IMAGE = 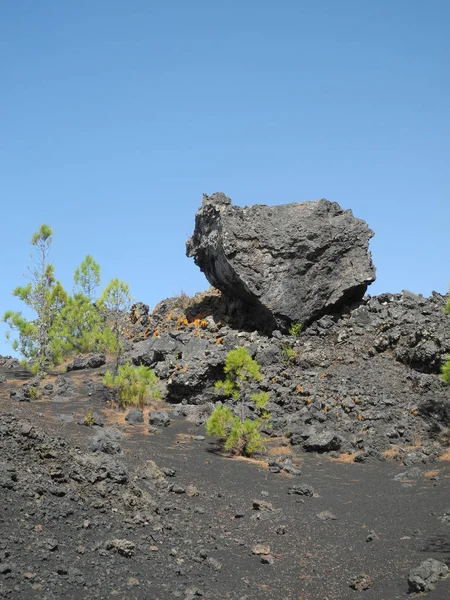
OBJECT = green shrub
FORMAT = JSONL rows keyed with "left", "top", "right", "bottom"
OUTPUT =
{"left": 214, "top": 346, "right": 262, "bottom": 401}
{"left": 206, "top": 348, "right": 270, "bottom": 457}
{"left": 289, "top": 322, "right": 303, "bottom": 336}
{"left": 27, "top": 385, "right": 39, "bottom": 400}
{"left": 206, "top": 404, "right": 233, "bottom": 437}
{"left": 283, "top": 345, "right": 298, "bottom": 364}
{"left": 225, "top": 416, "right": 266, "bottom": 455}
{"left": 83, "top": 411, "right": 95, "bottom": 426}
{"left": 103, "top": 362, "right": 161, "bottom": 409}
{"left": 3, "top": 224, "right": 133, "bottom": 375}
{"left": 442, "top": 359, "right": 450, "bottom": 384}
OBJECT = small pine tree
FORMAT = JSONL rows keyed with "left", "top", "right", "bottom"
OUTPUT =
{"left": 99, "top": 278, "right": 133, "bottom": 372}
{"left": 206, "top": 347, "right": 270, "bottom": 457}
{"left": 103, "top": 362, "right": 161, "bottom": 409}
{"left": 2, "top": 225, "right": 67, "bottom": 373}
{"left": 3, "top": 226, "right": 137, "bottom": 376}
{"left": 74, "top": 255, "right": 101, "bottom": 301}
{"left": 289, "top": 322, "right": 303, "bottom": 336}
{"left": 49, "top": 293, "right": 108, "bottom": 361}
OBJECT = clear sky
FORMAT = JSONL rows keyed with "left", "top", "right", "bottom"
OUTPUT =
{"left": 1, "top": 1, "right": 449, "bottom": 357}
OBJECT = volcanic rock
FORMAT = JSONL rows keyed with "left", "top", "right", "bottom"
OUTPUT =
{"left": 186, "top": 193, "right": 375, "bottom": 330}
{"left": 149, "top": 410, "right": 171, "bottom": 427}
{"left": 66, "top": 353, "right": 106, "bottom": 371}
{"left": 407, "top": 558, "right": 449, "bottom": 593}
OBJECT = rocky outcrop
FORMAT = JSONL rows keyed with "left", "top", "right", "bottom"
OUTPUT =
{"left": 186, "top": 193, "right": 376, "bottom": 330}
{"left": 125, "top": 287, "right": 450, "bottom": 462}
{"left": 0, "top": 356, "right": 20, "bottom": 369}
{"left": 66, "top": 353, "right": 106, "bottom": 371}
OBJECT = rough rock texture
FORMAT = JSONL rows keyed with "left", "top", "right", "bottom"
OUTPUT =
{"left": 66, "top": 353, "right": 106, "bottom": 371}
{"left": 407, "top": 558, "right": 449, "bottom": 593}
{"left": 0, "top": 356, "right": 19, "bottom": 369}
{"left": 126, "top": 287, "right": 450, "bottom": 462}
{"left": 186, "top": 193, "right": 376, "bottom": 330}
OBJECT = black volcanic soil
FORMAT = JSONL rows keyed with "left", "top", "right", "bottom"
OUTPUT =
{"left": 1, "top": 364, "right": 450, "bottom": 600}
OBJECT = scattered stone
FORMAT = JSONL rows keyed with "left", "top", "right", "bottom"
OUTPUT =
{"left": 253, "top": 500, "right": 274, "bottom": 511}
{"left": 186, "top": 484, "right": 199, "bottom": 497}
{"left": 252, "top": 544, "right": 271, "bottom": 556}
{"left": 149, "top": 410, "right": 171, "bottom": 427}
{"left": 303, "top": 431, "right": 342, "bottom": 453}
{"left": 349, "top": 573, "right": 372, "bottom": 591}
{"left": 206, "top": 557, "right": 222, "bottom": 571}
{"left": 288, "top": 484, "right": 314, "bottom": 497}
{"left": 66, "top": 353, "right": 106, "bottom": 371}
{"left": 161, "top": 467, "right": 176, "bottom": 477}
{"left": 144, "top": 460, "right": 165, "bottom": 480}
{"left": 316, "top": 511, "right": 337, "bottom": 521}
{"left": 105, "top": 539, "right": 136, "bottom": 558}
{"left": 407, "top": 558, "right": 449, "bottom": 593}
{"left": 365, "top": 530, "right": 379, "bottom": 542}
{"left": 89, "top": 428, "right": 123, "bottom": 454}
{"left": 125, "top": 408, "right": 144, "bottom": 424}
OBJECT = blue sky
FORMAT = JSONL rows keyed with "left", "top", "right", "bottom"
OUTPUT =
{"left": 1, "top": 1, "right": 449, "bottom": 357}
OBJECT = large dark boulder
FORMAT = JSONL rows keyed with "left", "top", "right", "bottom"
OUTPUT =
{"left": 186, "top": 193, "right": 376, "bottom": 330}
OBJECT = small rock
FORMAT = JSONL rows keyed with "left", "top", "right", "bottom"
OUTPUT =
{"left": 316, "top": 511, "right": 337, "bottom": 521}
{"left": 186, "top": 484, "right": 199, "bottom": 497}
{"left": 125, "top": 408, "right": 144, "bottom": 424}
{"left": 20, "top": 423, "right": 33, "bottom": 436}
{"left": 288, "top": 484, "right": 314, "bottom": 497}
{"left": 252, "top": 544, "right": 271, "bottom": 556}
{"left": 261, "top": 554, "right": 275, "bottom": 565}
{"left": 253, "top": 499, "right": 273, "bottom": 511}
{"left": 206, "top": 557, "right": 222, "bottom": 571}
{"left": 105, "top": 539, "right": 136, "bottom": 558}
{"left": 407, "top": 558, "right": 449, "bottom": 593}
{"left": 161, "top": 467, "right": 176, "bottom": 477}
{"left": 349, "top": 573, "right": 372, "bottom": 591}
{"left": 149, "top": 410, "right": 171, "bottom": 427}
{"left": 303, "top": 431, "right": 342, "bottom": 452}
{"left": 144, "top": 460, "right": 165, "bottom": 480}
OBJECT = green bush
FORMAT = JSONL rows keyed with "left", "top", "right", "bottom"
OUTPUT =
{"left": 2, "top": 224, "right": 133, "bottom": 375}
{"left": 27, "top": 385, "right": 39, "bottom": 400}
{"left": 103, "top": 362, "right": 161, "bottom": 409}
{"left": 214, "top": 346, "right": 262, "bottom": 400}
{"left": 83, "top": 411, "right": 95, "bottom": 426}
{"left": 206, "top": 348, "right": 270, "bottom": 457}
{"left": 442, "top": 360, "right": 450, "bottom": 384}
{"left": 283, "top": 345, "right": 298, "bottom": 364}
{"left": 289, "top": 322, "right": 303, "bottom": 336}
